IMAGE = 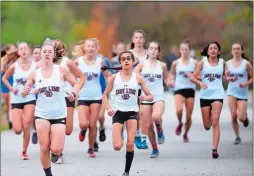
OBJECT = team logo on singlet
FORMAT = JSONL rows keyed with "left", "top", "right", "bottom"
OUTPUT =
{"left": 142, "top": 73, "right": 162, "bottom": 82}
{"left": 230, "top": 73, "right": 244, "bottom": 81}
{"left": 115, "top": 85, "right": 136, "bottom": 100}
{"left": 84, "top": 72, "right": 99, "bottom": 81}
{"left": 38, "top": 86, "right": 60, "bottom": 97}
{"left": 179, "top": 71, "right": 192, "bottom": 78}
{"left": 204, "top": 73, "right": 221, "bottom": 82}
{"left": 16, "top": 78, "right": 27, "bottom": 85}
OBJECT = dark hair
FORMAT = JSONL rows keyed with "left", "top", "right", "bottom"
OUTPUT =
{"left": 52, "top": 39, "right": 66, "bottom": 63}
{"left": 101, "top": 51, "right": 135, "bottom": 72}
{"left": 130, "top": 30, "right": 146, "bottom": 49}
{"left": 201, "top": 41, "right": 221, "bottom": 58}
{"left": 147, "top": 41, "right": 162, "bottom": 60}
{"left": 180, "top": 40, "right": 191, "bottom": 50}
{"left": 33, "top": 45, "right": 41, "bottom": 51}
{"left": 1, "top": 44, "right": 14, "bottom": 57}
{"left": 118, "top": 51, "right": 135, "bottom": 63}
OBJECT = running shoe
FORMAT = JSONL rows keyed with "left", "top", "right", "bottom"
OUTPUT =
{"left": 88, "top": 148, "right": 96, "bottom": 158}
{"left": 94, "top": 141, "right": 99, "bottom": 152}
{"left": 243, "top": 114, "right": 249, "bottom": 127}
{"left": 134, "top": 136, "right": 142, "bottom": 149}
{"left": 157, "top": 129, "right": 165, "bottom": 144}
{"left": 212, "top": 149, "right": 219, "bottom": 159}
{"left": 99, "top": 128, "right": 106, "bottom": 142}
{"left": 175, "top": 122, "right": 183, "bottom": 136}
{"left": 32, "top": 132, "right": 38, "bottom": 144}
{"left": 51, "top": 153, "right": 61, "bottom": 163}
{"left": 55, "top": 153, "right": 64, "bottom": 164}
{"left": 21, "top": 152, "right": 29, "bottom": 160}
{"left": 141, "top": 137, "right": 148, "bottom": 149}
{"left": 234, "top": 136, "right": 241, "bottom": 145}
{"left": 122, "top": 172, "right": 129, "bottom": 176}
{"left": 150, "top": 149, "right": 159, "bottom": 158}
{"left": 183, "top": 134, "right": 189, "bottom": 143}
{"left": 79, "top": 129, "right": 87, "bottom": 142}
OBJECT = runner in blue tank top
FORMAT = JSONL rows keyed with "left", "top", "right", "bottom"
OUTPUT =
{"left": 1, "top": 44, "right": 16, "bottom": 129}
{"left": 169, "top": 41, "right": 198, "bottom": 143}
{"left": 189, "top": 42, "right": 228, "bottom": 159}
{"left": 226, "top": 43, "right": 253, "bottom": 145}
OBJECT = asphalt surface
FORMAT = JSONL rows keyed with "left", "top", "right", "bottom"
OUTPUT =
{"left": 1, "top": 91, "right": 253, "bottom": 176}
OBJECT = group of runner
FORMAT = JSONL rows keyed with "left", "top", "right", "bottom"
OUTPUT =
{"left": 1, "top": 29, "right": 252, "bottom": 176}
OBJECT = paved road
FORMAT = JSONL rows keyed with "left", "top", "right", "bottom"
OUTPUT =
{"left": 1, "top": 92, "right": 253, "bottom": 176}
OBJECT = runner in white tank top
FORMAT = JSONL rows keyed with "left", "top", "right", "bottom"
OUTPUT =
{"left": 168, "top": 41, "right": 198, "bottom": 143}
{"left": 21, "top": 41, "right": 79, "bottom": 176}
{"left": 2, "top": 42, "right": 36, "bottom": 160}
{"left": 51, "top": 39, "right": 86, "bottom": 163}
{"left": 75, "top": 38, "right": 111, "bottom": 158}
{"left": 189, "top": 42, "right": 226, "bottom": 159}
{"left": 129, "top": 29, "right": 149, "bottom": 149}
{"left": 226, "top": 43, "right": 253, "bottom": 145}
{"left": 135, "top": 41, "right": 170, "bottom": 158}
{"left": 103, "top": 51, "right": 152, "bottom": 176}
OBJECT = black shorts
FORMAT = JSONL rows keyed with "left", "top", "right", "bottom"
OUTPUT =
{"left": 112, "top": 111, "right": 137, "bottom": 124}
{"left": 11, "top": 100, "right": 36, "bottom": 109}
{"left": 138, "top": 89, "right": 142, "bottom": 96}
{"left": 35, "top": 116, "right": 66, "bottom": 125}
{"left": 200, "top": 99, "right": 223, "bottom": 108}
{"left": 174, "top": 89, "right": 195, "bottom": 99}
{"left": 65, "top": 97, "right": 75, "bottom": 108}
{"left": 77, "top": 100, "right": 102, "bottom": 106}
{"left": 228, "top": 95, "right": 248, "bottom": 102}
{"left": 140, "top": 102, "right": 155, "bottom": 106}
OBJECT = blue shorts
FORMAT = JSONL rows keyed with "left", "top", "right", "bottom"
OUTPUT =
{"left": 1, "top": 72, "right": 13, "bottom": 93}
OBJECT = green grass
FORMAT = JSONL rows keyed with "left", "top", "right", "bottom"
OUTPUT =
{"left": 1, "top": 125, "right": 9, "bottom": 132}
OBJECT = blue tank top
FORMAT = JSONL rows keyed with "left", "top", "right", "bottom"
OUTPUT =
{"left": 227, "top": 59, "right": 248, "bottom": 99}
{"left": 99, "top": 56, "right": 111, "bottom": 93}
{"left": 200, "top": 57, "right": 224, "bottom": 100}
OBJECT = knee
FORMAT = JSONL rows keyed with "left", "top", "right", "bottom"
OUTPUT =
{"left": 231, "top": 114, "right": 237, "bottom": 122}
{"left": 13, "top": 128, "right": 22, "bottom": 135}
{"left": 176, "top": 108, "right": 183, "bottom": 115}
{"left": 89, "top": 121, "right": 97, "bottom": 129}
{"left": 113, "top": 142, "right": 123, "bottom": 151}
{"left": 65, "top": 128, "right": 73, "bottom": 136}
{"left": 79, "top": 122, "right": 89, "bottom": 130}
{"left": 212, "top": 119, "right": 219, "bottom": 127}
{"left": 41, "top": 146, "right": 50, "bottom": 156}
{"left": 50, "top": 146, "right": 64, "bottom": 155}
{"left": 126, "top": 142, "right": 134, "bottom": 151}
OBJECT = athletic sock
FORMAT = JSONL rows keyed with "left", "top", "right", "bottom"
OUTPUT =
{"left": 124, "top": 150, "right": 134, "bottom": 174}
{"left": 43, "top": 167, "right": 53, "bottom": 176}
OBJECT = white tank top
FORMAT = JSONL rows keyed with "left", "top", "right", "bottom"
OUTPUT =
{"left": 174, "top": 58, "right": 196, "bottom": 91}
{"left": 129, "top": 49, "right": 148, "bottom": 65}
{"left": 60, "top": 57, "right": 72, "bottom": 97}
{"left": 227, "top": 59, "right": 248, "bottom": 99}
{"left": 78, "top": 56, "right": 102, "bottom": 100}
{"left": 11, "top": 60, "right": 36, "bottom": 103}
{"left": 110, "top": 72, "right": 139, "bottom": 112}
{"left": 200, "top": 57, "right": 224, "bottom": 99}
{"left": 141, "top": 60, "right": 164, "bottom": 103}
{"left": 35, "top": 65, "right": 67, "bottom": 119}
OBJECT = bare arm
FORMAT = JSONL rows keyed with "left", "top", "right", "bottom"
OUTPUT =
{"left": 168, "top": 60, "right": 177, "bottom": 87}
{"left": 136, "top": 74, "right": 153, "bottom": 102}
{"left": 161, "top": 62, "right": 170, "bottom": 86}
{"left": 102, "top": 74, "right": 116, "bottom": 116}
{"left": 67, "top": 59, "right": 86, "bottom": 89}
{"left": 246, "top": 61, "right": 253, "bottom": 85}
{"left": 2, "top": 64, "right": 15, "bottom": 92}
{"left": 134, "top": 63, "right": 143, "bottom": 74}
{"left": 189, "top": 60, "right": 204, "bottom": 85}
{"left": 21, "top": 71, "right": 36, "bottom": 97}
{"left": 60, "top": 66, "right": 79, "bottom": 96}
{"left": 101, "top": 59, "right": 111, "bottom": 81}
